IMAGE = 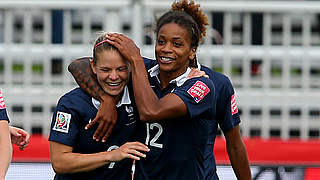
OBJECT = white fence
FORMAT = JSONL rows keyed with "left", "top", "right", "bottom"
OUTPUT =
{"left": 0, "top": 0, "right": 319, "bottom": 140}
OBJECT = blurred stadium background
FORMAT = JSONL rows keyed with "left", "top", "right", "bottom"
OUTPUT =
{"left": 1, "top": 0, "right": 320, "bottom": 179}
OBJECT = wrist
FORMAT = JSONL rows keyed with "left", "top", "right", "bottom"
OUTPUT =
{"left": 130, "top": 57, "right": 145, "bottom": 72}
{"left": 103, "top": 151, "right": 113, "bottom": 163}
{"left": 100, "top": 94, "right": 116, "bottom": 104}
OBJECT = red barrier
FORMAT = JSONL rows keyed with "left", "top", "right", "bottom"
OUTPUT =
{"left": 304, "top": 167, "right": 320, "bottom": 180}
{"left": 12, "top": 135, "right": 50, "bottom": 162}
{"left": 214, "top": 137, "right": 320, "bottom": 165}
{"left": 13, "top": 135, "right": 320, "bottom": 166}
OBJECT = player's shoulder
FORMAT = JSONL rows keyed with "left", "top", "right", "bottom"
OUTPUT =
{"left": 185, "top": 76, "right": 215, "bottom": 92}
{"left": 59, "top": 88, "right": 90, "bottom": 104}
{"left": 143, "top": 57, "right": 157, "bottom": 70}
{"left": 200, "top": 65, "right": 233, "bottom": 87}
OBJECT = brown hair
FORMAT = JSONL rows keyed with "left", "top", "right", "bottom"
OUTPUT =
{"left": 92, "top": 33, "right": 117, "bottom": 65}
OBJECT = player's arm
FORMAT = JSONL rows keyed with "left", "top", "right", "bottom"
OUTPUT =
{"left": 0, "top": 121, "right": 12, "bottom": 180}
{"left": 68, "top": 57, "right": 117, "bottom": 142}
{"left": 106, "top": 33, "right": 191, "bottom": 122}
{"left": 50, "top": 141, "right": 149, "bottom": 174}
{"left": 224, "top": 125, "right": 251, "bottom": 180}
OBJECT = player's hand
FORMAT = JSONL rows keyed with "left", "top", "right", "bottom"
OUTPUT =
{"left": 109, "top": 142, "right": 150, "bottom": 162}
{"left": 105, "top": 33, "right": 142, "bottom": 64}
{"left": 9, "top": 126, "right": 30, "bottom": 150}
{"left": 85, "top": 97, "right": 117, "bottom": 142}
{"left": 187, "top": 68, "right": 209, "bottom": 79}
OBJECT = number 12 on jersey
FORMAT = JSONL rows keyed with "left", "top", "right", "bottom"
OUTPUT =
{"left": 145, "top": 123, "right": 163, "bottom": 148}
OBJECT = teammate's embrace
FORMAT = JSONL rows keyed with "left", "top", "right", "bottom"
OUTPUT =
{"left": 68, "top": 0, "right": 251, "bottom": 179}
{"left": 49, "top": 33, "right": 149, "bottom": 180}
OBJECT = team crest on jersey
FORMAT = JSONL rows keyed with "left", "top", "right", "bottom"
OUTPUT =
{"left": 187, "top": 81, "right": 210, "bottom": 103}
{"left": 53, "top": 111, "right": 71, "bottom": 133}
{"left": 231, "top": 94, "right": 238, "bottom": 115}
{"left": 125, "top": 105, "right": 136, "bottom": 125}
{"left": 0, "top": 91, "right": 6, "bottom": 109}
{"left": 125, "top": 106, "right": 134, "bottom": 115}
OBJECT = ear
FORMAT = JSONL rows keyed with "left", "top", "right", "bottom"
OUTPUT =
{"left": 90, "top": 58, "right": 97, "bottom": 75}
{"left": 188, "top": 48, "right": 196, "bottom": 60}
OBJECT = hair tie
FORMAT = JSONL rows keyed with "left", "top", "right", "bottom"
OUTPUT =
{"left": 94, "top": 39, "right": 109, "bottom": 48}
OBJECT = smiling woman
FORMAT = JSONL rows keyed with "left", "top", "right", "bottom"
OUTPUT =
{"left": 48, "top": 33, "right": 149, "bottom": 180}
{"left": 91, "top": 34, "right": 130, "bottom": 100}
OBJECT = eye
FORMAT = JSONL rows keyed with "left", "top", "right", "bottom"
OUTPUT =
{"left": 157, "top": 39, "right": 165, "bottom": 45}
{"left": 173, "top": 42, "right": 182, "bottom": 47}
{"left": 98, "top": 68, "right": 111, "bottom": 73}
{"left": 118, "top": 67, "right": 128, "bottom": 72}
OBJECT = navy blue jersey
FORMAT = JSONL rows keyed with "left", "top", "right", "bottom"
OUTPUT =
{"left": 134, "top": 58, "right": 217, "bottom": 180}
{"left": 49, "top": 87, "right": 138, "bottom": 180}
{"left": 140, "top": 58, "right": 241, "bottom": 180}
{"left": 199, "top": 65, "right": 241, "bottom": 180}
{"left": 0, "top": 90, "right": 9, "bottom": 122}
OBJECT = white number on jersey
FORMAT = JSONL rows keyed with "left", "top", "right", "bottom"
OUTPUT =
{"left": 145, "top": 123, "right": 163, "bottom": 148}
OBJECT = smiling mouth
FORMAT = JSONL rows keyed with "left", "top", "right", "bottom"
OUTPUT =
{"left": 159, "top": 56, "right": 175, "bottom": 63}
{"left": 106, "top": 82, "right": 122, "bottom": 87}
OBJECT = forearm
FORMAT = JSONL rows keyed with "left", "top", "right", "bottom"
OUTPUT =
{"left": 0, "top": 123, "right": 12, "bottom": 180}
{"left": 225, "top": 127, "right": 251, "bottom": 180}
{"left": 227, "top": 141, "right": 251, "bottom": 180}
{"left": 52, "top": 151, "right": 112, "bottom": 174}
{"left": 50, "top": 141, "right": 113, "bottom": 174}
{"left": 68, "top": 57, "right": 112, "bottom": 102}
{"left": 130, "top": 57, "right": 164, "bottom": 122}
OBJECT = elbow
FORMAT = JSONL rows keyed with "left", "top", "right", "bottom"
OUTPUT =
{"left": 139, "top": 113, "right": 152, "bottom": 122}
{"left": 139, "top": 109, "right": 160, "bottom": 123}
{"left": 68, "top": 60, "right": 78, "bottom": 74}
{"left": 51, "top": 158, "right": 70, "bottom": 174}
{"left": 51, "top": 161, "right": 66, "bottom": 174}
{"left": 67, "top": 63, "right": 74, "bottom": 73}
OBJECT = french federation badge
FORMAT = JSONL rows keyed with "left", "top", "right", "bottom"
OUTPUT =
{"left": 187, "top": 81, "right": 210, "bottom": 103}
{"left": 53, "top": 111, "right": 71, "bottom": 133}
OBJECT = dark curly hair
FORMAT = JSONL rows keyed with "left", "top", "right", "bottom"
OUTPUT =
{"left": 155, "top": 0, "right": 209, "bottom": 67}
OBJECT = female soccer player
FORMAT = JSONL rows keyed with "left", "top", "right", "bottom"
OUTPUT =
{"left": 49, "top": 33, "right": 149, "bottom": 180}
{"left": 0, "top": 90, "right": 30, "bottom": 180}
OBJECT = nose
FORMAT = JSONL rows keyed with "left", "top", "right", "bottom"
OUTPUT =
{"left": 108, "top": 70, "right": 119, "bottom": 80}
{"left": 161, "top": 42, "right": 173, "bottom": 53}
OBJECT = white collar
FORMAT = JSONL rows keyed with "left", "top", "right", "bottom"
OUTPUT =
{"left": 147, "top": 61, "right": 201, "bottom": 87}
{"left": 92, "top": 86, "right": 131, "bottom": 109}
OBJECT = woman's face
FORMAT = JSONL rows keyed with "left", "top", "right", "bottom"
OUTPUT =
{"left": 155, "top": 22, "right": 195, "bottom": 77}
{"left": 91, "top": 50, "right": 130, "bottom": 98}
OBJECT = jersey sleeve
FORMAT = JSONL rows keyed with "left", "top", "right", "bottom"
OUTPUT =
{"left": 0, "top": 90, "right": 9, "bottom": 122}
{"left": 217, "top": 77, "right": 241, "bottom": 133}
{"left": 173, "top": 77, "right": 216, "bottom": 119}
{"left": 49, "top": 95, "right": 80, "bottom": 147}
{"left": 0, "top": 109, "right": 9, "bottom": 122}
